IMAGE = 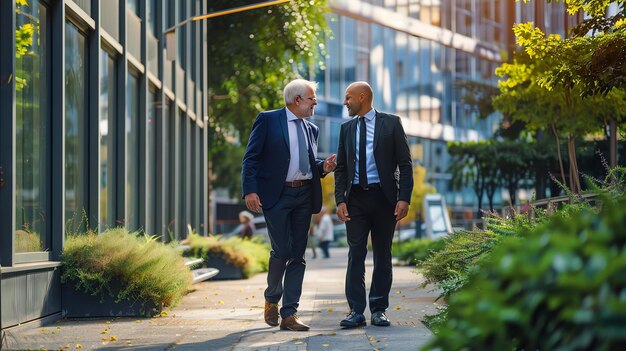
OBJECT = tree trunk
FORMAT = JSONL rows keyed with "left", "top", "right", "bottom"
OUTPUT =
{"left": 551, "top": 124, "right": 567, "bottom": 189}
{"left": 508, "top": 178, "right": 517, "bottom": 207}
{"left": 567, "top": 134, "right": 581, "bottom": 194}
{"left": 610, "top": 118, "right": 617, "bottom": 168}
{"left": 474, "top": 175, "right": 485, "bottom": 219}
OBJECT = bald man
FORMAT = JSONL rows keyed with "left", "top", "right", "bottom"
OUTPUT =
{"left": 334, "top": 82, "right": 413, "bottom": 328}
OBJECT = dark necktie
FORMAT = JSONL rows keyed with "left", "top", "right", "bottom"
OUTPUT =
{"left": 359, "top": 116, "right": 368, "bottom": 188}
{"left": 295, "top": 119, "right": 309, "bottom": 174}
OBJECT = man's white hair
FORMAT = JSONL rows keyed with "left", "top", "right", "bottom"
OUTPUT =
{"left": 283, "top": 79, "right": 318, "bottom": 105}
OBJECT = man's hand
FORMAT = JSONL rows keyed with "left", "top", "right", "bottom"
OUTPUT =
{"left": 323, "top": 154, "right": 337, "bottom": 173}
{"left": 394, "top": 200, "right": 409, "bottom": 221}
{"left": 245, "top": 193, "right": 263, "bottom": 213}
{"left": 336, "top": 202, "right": 350, "bottom": 222}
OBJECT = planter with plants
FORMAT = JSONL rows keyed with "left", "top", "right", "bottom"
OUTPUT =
{"left": 183, "top": 233, "right": 270, "bottom": 280}
{"left": 61, "top": 228, "right": 192, "bottom": 317}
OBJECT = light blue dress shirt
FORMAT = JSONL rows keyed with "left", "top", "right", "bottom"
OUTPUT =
{"left": 353, "top": 108, "right": 380, "bottom": 185}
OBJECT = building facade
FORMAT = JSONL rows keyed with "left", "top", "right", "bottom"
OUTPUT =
{"left": 0, "top": 0, "right": 208, "bottom": 329}
{"left": 308, "top": 0, "right": 577, "bottom": 219}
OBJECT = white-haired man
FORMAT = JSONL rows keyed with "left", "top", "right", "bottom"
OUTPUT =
{"left": 242, "top": 79, "right": 336, "bottom": 331}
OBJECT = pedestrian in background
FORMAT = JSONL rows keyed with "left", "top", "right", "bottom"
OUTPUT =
{"left": 241, "top": 79, "right": 337, "bottom": 331}
{"left": 308, "top": 216, "right": 318, "bottom": 259}
{"left": 238, "top": 211, "right": 256, "bottom": 240}
{"left": 315, "top": 206, "right": 334, "bottom": 258}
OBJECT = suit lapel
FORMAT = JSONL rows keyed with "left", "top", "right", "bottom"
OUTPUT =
{"left": 373, "top": 110, "right": 384, "bottom": 151}
{"left": 349, "top": 117, "right": 358, "bottom": 157}
{"left": 279, "top": 108, "right": 289, "bottom": 150}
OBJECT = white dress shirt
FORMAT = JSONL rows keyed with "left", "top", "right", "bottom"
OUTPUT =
{"left": 285, "top": 108, "right": 315, "bottom": 181}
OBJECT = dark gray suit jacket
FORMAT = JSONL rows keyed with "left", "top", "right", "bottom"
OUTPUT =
{"left": 334, "top": 110, "right": 413, "bottom": 206}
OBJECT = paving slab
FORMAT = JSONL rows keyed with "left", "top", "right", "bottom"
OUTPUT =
{"left": 4, "top": 247, "right": 440, "bottom": 351}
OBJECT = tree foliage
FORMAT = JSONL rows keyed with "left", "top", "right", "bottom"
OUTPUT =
{"left": 15, "top": 0, "right": 37, "bottom": 91}
{"left": 207, "top": 1, "right": 330, "bottom": 197}
{"left": 404, "top": 164, "right": 436, "bottom": 223}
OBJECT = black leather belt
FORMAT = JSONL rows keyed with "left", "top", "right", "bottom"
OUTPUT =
{"left": 285, "top": 179, "right": 312, "bottom": 187}
{"left": 355, "top": 183, "right": 381, "bottom": 191}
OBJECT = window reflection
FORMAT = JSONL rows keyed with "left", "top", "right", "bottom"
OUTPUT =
{"left": 15, "top": 0, "right": 49, "bottom": 252}
{"left": 65, "top": 21, "right": 88, "bottom": 234}
{"left": 146, "top": 87, "right": 158, "bottom": 234}
{"left": 99, "top": 50, "right": 117, "bottom": 232}
{"left": 126, "top": 73, "right": 140, "bottom": 230}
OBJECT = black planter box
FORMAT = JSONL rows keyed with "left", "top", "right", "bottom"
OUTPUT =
{"left": 204, "top": 257, "right": 245, "bottom": 280}
{"left": 61, "top": 280, "right": 162, "bottom": 318}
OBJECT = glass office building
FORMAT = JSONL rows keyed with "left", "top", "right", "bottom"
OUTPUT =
{"left": 0, "top": 0, "right": 208, "bottom": 329}
{"left": 309, "top": 0, "right": 577, "bottom": 218}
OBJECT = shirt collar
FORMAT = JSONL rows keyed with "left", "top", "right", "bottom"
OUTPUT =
{"left": 360, "top": 108, "right": 375, "bottom": 122}
{"left": 285, "top": 107, "right": 300, "bottom": 122}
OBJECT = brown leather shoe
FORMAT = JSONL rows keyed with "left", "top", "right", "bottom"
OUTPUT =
{"left": 264, "top": 301, "right": 279, "bottom": 326}
{"left": 279, "top": 314, "right": 310, "bottom": 331}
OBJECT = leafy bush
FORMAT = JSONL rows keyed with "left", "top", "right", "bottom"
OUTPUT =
{"left": 392, "top": 238, "right": 446, "bottom": 265}
{"left": 61, "top": 228, "right": 192, "bottom": 308}
{"left": 419, "top": 207, "right": 551, "bottom": 301}
{"left": 184, "top": 233, "right": 271, "bottom": 278}
{"left": 422, "top": 193, "right": 626, "bottom": 351}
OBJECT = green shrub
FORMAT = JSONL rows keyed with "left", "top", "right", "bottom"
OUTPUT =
{"left": 392, "top": 238, "right": 446, "bottom": 265}
{"left": 184, "top": 233, "right": 271, "bottom": 278}
{"left": 61, "top": 228, "right": 192, "bottom": 308}
{"left": 419, "top": 201, "right": 574, "bottom": 302}
{"left": 422, "top": 193, "right": 626, "bottom": 351}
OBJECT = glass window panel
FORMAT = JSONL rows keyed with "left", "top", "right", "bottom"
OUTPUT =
{"left": 190, "top": 122, "right": 197, "bottom": 230}
{"left": 396, "top": 33, "right": 408, "bottom": 114}
{"left": 101, "top": 0, "right": 120, "bottom": 41}
{"left": 355, "top": 20, "right": 370, "bottom": 82}
{"left": 328, "top": 14, "right": 341, "bottom": 101}
{"left": 146, "top": 87, "right": 158, "bottom": 234}
{"left": 65, "top": 21, "right": 88, "bottom": 233}
{"left": 370, "top": 24, "right": 384, "bottom": 109}
{"left": 167, "top": 103, "right": 176, "bottom": 237}
{"left": 148, "top": 0, "right": 157, "bottom": 35}
{"left": 15, "top": 0, "right": 50, "bottom": 252}
{"left": 418, "top": 39, "right": 432, "bottom": 122}
{"left": 73, "top": 0, "right": 91, "bottom": 16}
{"left": 126, "top": 73, "right": 140, "bottom": 231}
{"left": 99, "top": 50, "right": 117, "bottom": 232}
{"left": 342, "top": 17, "right": 356, "bottom": 85}
{"left": 128, "top": 0, "right": 139, "bottom": 16}
{"left": 177, "top": 110, "right": 186, "bottom": 238}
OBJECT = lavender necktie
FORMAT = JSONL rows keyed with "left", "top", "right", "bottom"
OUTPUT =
{"left": 295, "top": 119, "right": 309, "bottom": 174}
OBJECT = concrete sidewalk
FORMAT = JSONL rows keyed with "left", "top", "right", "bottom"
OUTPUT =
{"left": 4, "top": 247, "right": 439, "bottom": 351}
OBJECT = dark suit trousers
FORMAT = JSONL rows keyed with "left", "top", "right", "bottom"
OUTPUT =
{"left": 345, "top": 186, "right": 396, "bottom": 314}
{"left": 263, "top": 184, "right": 312, "bottom": 318}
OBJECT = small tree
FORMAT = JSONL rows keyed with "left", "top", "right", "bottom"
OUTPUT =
{"left": 403, "top": 164, "right": 436, "bottom": 225}
{"left": 448, "top": 141, "right": 499, "bottom": 217}
{"left": 207, "top": 0, "right": 331, "bottom": 197}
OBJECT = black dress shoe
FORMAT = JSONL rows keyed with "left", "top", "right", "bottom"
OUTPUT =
{"left": 371, "top": 311, "right": 390, "bottom": 326}
{"left": 340, "top": 311, "right": 366, "bottom": 328}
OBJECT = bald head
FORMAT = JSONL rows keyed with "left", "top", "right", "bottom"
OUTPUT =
{"left": 344, "top": 81, "right": 374, "bottom": 117}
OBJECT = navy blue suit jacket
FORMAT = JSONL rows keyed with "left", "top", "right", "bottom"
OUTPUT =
{"left": 242, "top": 108, "right": 326, "bottom": 213}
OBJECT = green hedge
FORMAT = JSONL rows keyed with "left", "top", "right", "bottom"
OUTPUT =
{"left": 62, "top": 228, "right": 192, "bottom": 308}
{"left": 392, "top": 238, "right": 446, "bottom": 265}
{"left": 184, "top": 233, "right": 271, "bottom": 278}
{"left": 422, "top": 193, "right": 626, "bottom": 351}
